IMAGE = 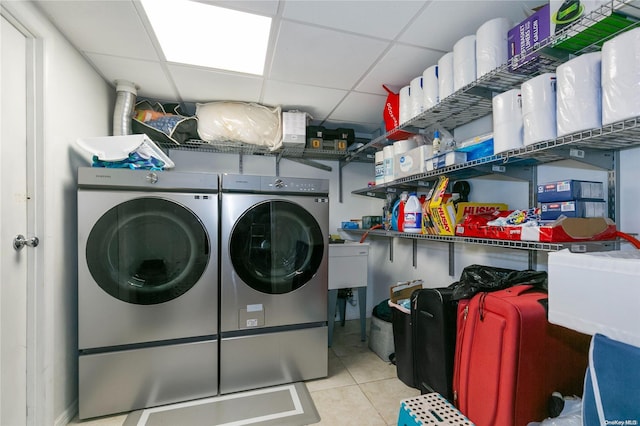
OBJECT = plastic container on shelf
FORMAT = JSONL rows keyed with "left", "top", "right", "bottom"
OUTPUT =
{"left": 403, "top": 193, "right": 422, "bottom": 233}
{"left": 391, "top": 192, "right": 409, "bottom": 231}
{"left": 432, "top": 130, "right": 441, "bottom": 155}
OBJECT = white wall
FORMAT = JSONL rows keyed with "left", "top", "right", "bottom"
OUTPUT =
{"left": 7, "top": 2, "right": 640, "bottom": 422}
{"left": 2, "top": 2, "right": 111, "bottom": 425}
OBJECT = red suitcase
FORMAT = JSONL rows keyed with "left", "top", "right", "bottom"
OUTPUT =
{"left": 453, "top": 285, "right": 589, "bottom": 426}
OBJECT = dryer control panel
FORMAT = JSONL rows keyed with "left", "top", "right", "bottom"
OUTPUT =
{"left": 222, "top": 173, "right": 329, "bottom": 195}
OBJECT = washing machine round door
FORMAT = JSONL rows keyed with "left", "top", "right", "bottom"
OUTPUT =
{"left": 85, "top": 197, "right": 210, "bottom": 305}
{"left": 229, "top": 200, "right": 324, "bottom": 294}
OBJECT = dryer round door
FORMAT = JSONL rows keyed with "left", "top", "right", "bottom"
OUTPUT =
{"left": 85, "top": 197, "right": 210, "bottom": 305}
{"left": 229, "top": 200, "right": 324, "bottom": 294}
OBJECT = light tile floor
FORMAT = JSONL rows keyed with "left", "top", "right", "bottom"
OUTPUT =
{"left": 68, "top": 319, "right": 419, "bottom": 425}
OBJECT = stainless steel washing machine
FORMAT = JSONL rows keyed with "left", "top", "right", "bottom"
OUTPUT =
{"left": 219, "top": 174, "right": 329, "bottom": 394}
{"left": 77, "top": 167, "right": 219, "bottom": 419}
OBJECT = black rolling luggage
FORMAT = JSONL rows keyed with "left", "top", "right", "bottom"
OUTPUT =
{"left": 411, "top": 287, "right": 458, "bottom": 401}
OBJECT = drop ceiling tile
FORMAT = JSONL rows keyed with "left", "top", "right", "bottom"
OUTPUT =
{"left": 329, "top": 92, "right": 386, "bottom": 126}
{"left": 356, "top": 44, "right": 444, "bottom": 95}
{"left": 400, "top": 1, "right": 538, "bottom": 52}
{"left": 270, "top": 21, "right": 389, "bottom": 90}
{"left": 34, "top": 0, "right": 158, "bottom": 61}
{"left": 209, "top": 0, "right": 280, "bottom": 16}
{"left": 262, "top": 80, "right": 347, "bottom": 121}
{"left": 168, "top": 65, "right": 264, "bottom": 103}
{"left": 86, "top": 53, "right": 175, "bottom": 100}
{"left": 282, "top": 1, "right": 425, "bottom": 40}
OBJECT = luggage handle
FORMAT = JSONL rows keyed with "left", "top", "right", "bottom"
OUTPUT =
{"left": 616, "top": 231, "right": 640, "bottom": 249}
{"left": 419, "top": 310, "right": 435, "bottom": 320}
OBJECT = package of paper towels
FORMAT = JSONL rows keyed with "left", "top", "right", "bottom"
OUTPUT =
{"left": 556, "top": 52, "right": 602, "bottom": 137}
{"left": 454, "top": 35, "right": 476, "bottom": 91}
{"left": 438, "top": 52, "right": 454, "bottom": 101}
{"left": 602, "top": 27, "right": 640, "bottom": 125}
{"left": 476, "top": 17, "right": 512, "bottom": 79}
{"left": 410, "top": 76, "right": 424, "bottom": 119}
{"left": 399, "top": 85, "right": 411, "bottom": 124}
{"left": 383, "top": 144, "right": 395, "bottom": 183}
{"left": 422, "top": 65, "right": 439, "bottom": 110}
{"left": 521, "top": 73, "right": 557, "bottom": 145}
{"left": 492, "top": 89, "right": 523, "bottom": 153}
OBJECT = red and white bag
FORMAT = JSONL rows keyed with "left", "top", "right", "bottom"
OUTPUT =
{"left": 382, "top": 85, "right": 414, "bottom": 141}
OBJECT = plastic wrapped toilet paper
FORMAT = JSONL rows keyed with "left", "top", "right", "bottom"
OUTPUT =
{"left": 492, "top": 89, "right": 524, "bottom": 153}
{"left": 383, "top": 144, "right": 395, "bottom": 183}
{"left": 438, "top": 52, "right": 455, "bottom": 101}
{"left": 454, "top": 35, "right": 476, "bottom": 91}
{"left": 410, "top": 76, "right": 424, "bottom": 119}
{"left": 422, "top": 65, "right": 439, "bottom": 110}
{"left": 399, "top": 85, "right": 411, "bottom": 124}
{"left": 602, "top": 27, "right": 640, "bottom": 125}
{"left": 476, "top": 17, "right": 512, "bottom": 79}
{"left": 393, "top": 138, "right": 418, "bottom": 156}
{"left": 556, "top": 52, "right": 601, "bottom": 137}
{"left": 521, "top": 73, "right": 557, "bottom": 145}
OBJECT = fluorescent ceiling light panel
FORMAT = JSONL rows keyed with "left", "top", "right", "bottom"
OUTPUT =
{"left": 141, "top": 0, "right": 271, "bottom": 75}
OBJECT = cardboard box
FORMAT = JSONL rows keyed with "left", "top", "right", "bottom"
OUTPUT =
{"left": 389, "top": 280, "right": 424, "bottom": 304}
{"left": 395, "top": 145, "right": 433, "bottom": 178}
{"left": 282, "top": 111, "right": 307, "bottom": 147}
{"left": 425, "top": 151, "right": 467, "bottom": 171}
{"left": 548, "top": 248, "right": 640, "bottom": 348}
{"left": 456, "top": 215, "right": 617, "bottom": 243}
{"left": 550, "top": 0, "right": 607, "bottom": 35}
{"left": 540, "top": 200, "right": 606, "bottom": 220}
{"left": 537, "top": 179, "right": 605, "bottom": 202}
{"left": 429, "top": 177, "right": 457, "bottom": 236}
{"left": 454, "top": 202, "right": 509, "bottom": 224}
{"left": 508, "top": 4, "right": 551, "bottom": 72}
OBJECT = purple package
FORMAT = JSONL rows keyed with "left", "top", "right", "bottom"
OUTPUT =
{"left": 508, "top": 4, "right": 551, "bottom": 73}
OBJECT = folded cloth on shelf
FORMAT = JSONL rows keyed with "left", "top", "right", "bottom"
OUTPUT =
{"left": 91, "top": 151, "right": 166, "bottom": 170}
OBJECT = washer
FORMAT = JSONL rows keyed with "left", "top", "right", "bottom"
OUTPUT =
{"left": 219, "top": 174, "right": 329, "bottom": 394}
{"left": 77, "top": 167, "right": 219, "bottom": 419}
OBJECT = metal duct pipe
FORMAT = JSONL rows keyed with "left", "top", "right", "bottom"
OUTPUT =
{"left": 113, "top": 80, "right": 137, "bottom": 136}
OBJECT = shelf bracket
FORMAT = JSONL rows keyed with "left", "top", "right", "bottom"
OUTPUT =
{"left": 554, "top": 148, "right": 615, "bottom": 170}
{"left": 389, "top": 236, "right": 394, "bottom": 262}
{"left": 413, "top": 239, "right": 418, "bottom": 268}
{"left": 448, "top": 242, "right": 455, "bottom": 276}
{"left": 284, "top": 156, "right": 333, "bottom": 172}
{"left": 490, "top": 165, "right": 536, "bottom": 181}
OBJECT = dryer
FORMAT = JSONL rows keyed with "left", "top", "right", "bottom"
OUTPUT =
{"left": 77, "top": 167, "right": 219, "bottom": 419}
{"left": 219, "top": 174, "right": 329, "bottom": 394}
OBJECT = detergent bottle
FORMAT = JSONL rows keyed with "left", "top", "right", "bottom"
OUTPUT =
{"left": 391, "top": 191, "right": 409, "bottom": 231}
{"left": 403, "top": 193, "right": 423, "bottom": 233}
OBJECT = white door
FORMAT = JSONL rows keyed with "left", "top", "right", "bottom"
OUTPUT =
{"left": 1, "top": 14, "right": 30, "bottom": 426}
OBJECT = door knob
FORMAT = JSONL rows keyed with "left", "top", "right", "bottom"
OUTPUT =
{"left": 13, "top": 234, "right": 39, "bottom": 250}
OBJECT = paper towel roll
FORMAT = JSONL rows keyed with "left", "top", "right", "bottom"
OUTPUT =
{"left": 422, "top": 65, "right": 439, "bottom": 110}
{"left": 399, "top": 85, "right": 411, "bottom": 124}
{"left": 476, "top": 17, "right": 512, "bottom": 79}
{"left": 438, "top": 52, "right": 454, "bottom": 101}
{"left": 383, "top": 145, "right": 395, "bottom": 183}
{"left": 393, "top": 139, "right": 419, "bottom": 156}
{"left": 410, "top": 76, "right": 424, "bottom": 119}
{"left": 521, "top": 73, "right": 557, "bottom": 145}
{"left": 454, "top": 35, "right": 476, "bottom": 91}
{"left": 492, "top": 89, "right": 523, "bottom": 153}
{"left": 602, "top": 27, "right": 640, "bottom": 125}
{"left": 556, "top": 52, "right": 602, "bottom": 137}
